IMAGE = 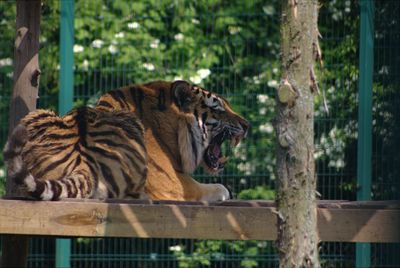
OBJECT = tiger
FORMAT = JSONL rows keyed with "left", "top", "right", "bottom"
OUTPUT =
{"left": 3, "top": 80, "right": 249, "bottom": 201}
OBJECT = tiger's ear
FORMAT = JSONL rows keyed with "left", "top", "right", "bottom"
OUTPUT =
{"left": 172, "top": 80, "right": 195, "bottom": 112}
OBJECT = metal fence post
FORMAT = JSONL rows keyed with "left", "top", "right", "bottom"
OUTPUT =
{"left": 56, "top": 0, "right": 74, "bottom": 267}
{"left": 356, "top": 0, "right": 374, "bottom": 267}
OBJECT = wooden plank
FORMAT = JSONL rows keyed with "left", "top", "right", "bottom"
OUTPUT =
{"left": 0, "top": 199, "right": 399, "bottom": 242}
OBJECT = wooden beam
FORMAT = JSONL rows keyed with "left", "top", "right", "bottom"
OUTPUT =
{"left": 2, "top": 1, "right": 41, "bottom": 267}
{"left": 0, "top": 199, "right": 399, "bottom": 243}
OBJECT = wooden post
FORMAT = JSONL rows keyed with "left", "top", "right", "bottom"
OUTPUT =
{"left": 1, "top": 1, "right": 41, "bottom": 267}
{"left": 275, "top": 0, "right": 320, "bottom": 267}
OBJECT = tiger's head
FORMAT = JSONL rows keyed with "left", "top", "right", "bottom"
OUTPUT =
{"left": 169, "top": 80, "right": 250, "bottom": 174}
{"left": 102, "top": 80, "right": 249, "bottom": 176}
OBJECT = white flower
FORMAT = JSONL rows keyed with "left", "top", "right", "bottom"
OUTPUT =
{"left": 0, "top": 168, "right": 5, "bottom": 178}
{"left": 73, "top": 44, "right": 84, "bottom": 53}
{"left": 253, "top": 76, "right": 260, "bottom": 85}
{"left": 191, "top": 18, "right": 200, "bottom": 24}
{"left": 174, "top": 33, "right": 184, "bottom": 41}
{"left": 92, "top": 39, "right": 104, "bottom": 48}
{"left": 0, "top": 58, "right": 12, "bottom": 67}
{"left": 150, "top": 39, "right": 160, "bottom": 49}
{"left": 268, "top": 80, "right": 278, "bottom": 88}
{"left": 314, "top": 150, "right": 324, "bottom": 159}
{"left": 197, "top": 68, "right": 211, "bottom": 79}
{"left": 263, "top": 5, "right": 275, "bottom": 15}
{"left": 190, "top": 75, "right": 202, "bottom": 84}
{"left": 174, "top": 76, "right": 183, "bottom": 81}
{"left": 228, "top": 26, "right": 241, "bottom": 35}
{"left": 169, "top": 245, "right": 182, "bottom": 252}
{"left": 259, "top": 123, "right": 274, "bottom": 134}
{"left": 259, "top": 107, "right": 267, "bottom": 115}
{"left": 257, "top": 94, "right": 269, "bottom": 104}
{"left": 115, "top": 32, "right": 125, "bottom": 39}
{"left": 108, "top": 44, "right": 118, "bottom": 54}
{"left": 128, "top": 22, "right": 140, "bottom": 29}
{"left": 237, "top": 162, "right": 252, "bottom": 175}
{"left": 272, "top": 68, "right": 279, "bottom": 74}
{"left": 143, "top": 63, "right": 155, "bottom": 71}
{"left": 82, "top": 59, "right": 89, "bottom": 71}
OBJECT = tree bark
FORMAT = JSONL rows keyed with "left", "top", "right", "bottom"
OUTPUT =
{"left": 275, "top": 0, "right": 320, "bottom": 267}
{"left": 1, "top": 1, "right": 41, "bottom": 267}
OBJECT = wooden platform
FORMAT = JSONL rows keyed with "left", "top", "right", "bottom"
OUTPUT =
{"left": 0, "top": 199, "right": 399, "bottom": 243}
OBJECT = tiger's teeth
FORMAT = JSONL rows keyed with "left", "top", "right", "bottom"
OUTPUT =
{"left": 230, "top": 137, "right": 240, "bottom": 147}
{"left": 218, "top": 156, "right": 229, "bottom": 164}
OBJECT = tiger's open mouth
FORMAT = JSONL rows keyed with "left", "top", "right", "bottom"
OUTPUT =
{"left": 203, "top": 130, "right": 244, "bottom": 173}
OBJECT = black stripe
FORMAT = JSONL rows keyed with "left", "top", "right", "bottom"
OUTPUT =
{"left": 80, "top": 150, "right": 96, "bottom": 165}
{"left": 35, "top": 148, "right": 75, "bottom": 178}
{"left": 31, "top": 127, "right": 48, "bottom": 140}
{"left": 35, "top": 141, "right": 69, "bottom": 149}
{"left": 201, "top": 112, "right": 208, "bottom": 122}
{"left": 94, "top": 138, "right": 146, "bottom": 169}
{"left": 31, "top": 181, "right": 45, "bottom": 199}
{"left": 50, "top": 180, "right": 62, "bottom": 200}
{"left": 76, "top": 107, "right": 88, "bottom": 146}
{"left": 31, "top": 155, "right": 52, "bottom": 171}
{"left": 59, "top": 158, "right": 78, "bottom": 180}
{"left": 85, "top": 161, "right": 99, "bottom": 192}
{"left": 44, "top": 143, "right": 72, "bottom": 154}
{"left": 44, "top": 133, "right": 78, "bottom": 140}
{"left": 97, "top": 100, "right": 114, "bottom": 109}
{"left": 78, "top": 175, "right": 85, "bottom": 197}
{"left": 86, "top": 145, "right": 120, "bottom": 162}
{"left": 130, "top": 86, "right": 144, "bottom": 117}
{"left": 99, "top": 162, "right": 119, "bottom": 197}
{"left": 69, "top": 176, "right": 78, "bottom": 197}
{"left": 89, "top": 129, "right": 145, "bottom": 150}
{"left": 158, "top": 90, "right": 166, "bottom": 111}
{"left": 186, "top": 123, "right": 198, "bottom": 165}
{"left": 201, "top": 112, "right": 208, "bottom": 134}
{"left": 121, "top": 168, "right": 135, "bottom": 189}
{"left": 31, "top": 120, "right": 73, "bottom": 132}
{"left": 205, "top": 122, "right": 218, "bottom": 127}
{"left": 23, "top": 112, "right": 54, "bottom": 126}
{"left": 109, "top": 90, "right": 127, "bottom": 109}
{"left": 62, "top": 178, "right": 72, "bottom": 198}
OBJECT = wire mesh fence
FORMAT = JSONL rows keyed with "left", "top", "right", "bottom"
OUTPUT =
{"left": 0, "top": 0, "right": 399, "bottom": 267}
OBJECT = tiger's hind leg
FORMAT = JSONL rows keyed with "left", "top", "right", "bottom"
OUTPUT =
{"left": 124, "top": 177, "right": 149, "bottom": 200}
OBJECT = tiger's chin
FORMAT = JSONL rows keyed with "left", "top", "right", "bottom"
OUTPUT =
{"left": 202, "top": 130, "right": 243, "bottom": 174}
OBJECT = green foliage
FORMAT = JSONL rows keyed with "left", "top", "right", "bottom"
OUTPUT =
{"left": 238, "top": 185, "right": 275, "bottom": 200}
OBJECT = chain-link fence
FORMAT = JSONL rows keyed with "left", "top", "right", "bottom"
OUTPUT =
{"left": 0, "top": 0, "right": 399, "bottom": 267}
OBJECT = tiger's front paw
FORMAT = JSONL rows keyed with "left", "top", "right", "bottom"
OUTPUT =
{"left": 200, "top": 183, "right": 231, "bottom": 202}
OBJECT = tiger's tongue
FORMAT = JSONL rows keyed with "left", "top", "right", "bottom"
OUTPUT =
{"left": 212, "top": 143, "right": 221, "bottom": 156}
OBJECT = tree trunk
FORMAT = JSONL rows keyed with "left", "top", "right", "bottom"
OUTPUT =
{"left": 275, "top": 0, "right": 320, "bottom": 267}
{"left": 1, "top": 1, "right": 41, "bottom": 267}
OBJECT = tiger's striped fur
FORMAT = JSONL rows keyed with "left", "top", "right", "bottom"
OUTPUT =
{"left": 4, "top": 80, "right": 249, "bottom": 201}
{"left": 4, "top": 107, "right": 147, "bottom": 200}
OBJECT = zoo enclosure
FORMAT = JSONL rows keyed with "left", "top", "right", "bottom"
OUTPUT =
{"left": 0, "top": 0, "right": 399, "bottom": 267}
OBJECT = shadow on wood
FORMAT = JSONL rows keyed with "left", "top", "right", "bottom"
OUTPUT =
{"left": 0, "top": 199, "right": 398, "bottom": 243}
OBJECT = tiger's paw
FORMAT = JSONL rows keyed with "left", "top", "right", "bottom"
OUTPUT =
{"left": 200, "top": 183, "right": 231, "bottom": 202}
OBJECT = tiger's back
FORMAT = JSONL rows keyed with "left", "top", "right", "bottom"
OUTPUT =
{"left": 6, "top": 107, "right": 147, "bottom": 200}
